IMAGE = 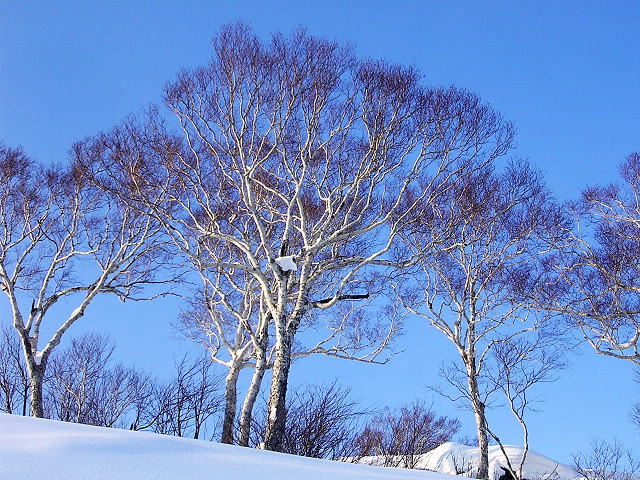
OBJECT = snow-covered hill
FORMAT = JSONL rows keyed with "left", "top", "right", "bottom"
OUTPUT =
{"left": 417, "top": 442, "right": 576, "bottom": 480}
{"left": 0, "top": 413, "right": 576, "bottom": 480}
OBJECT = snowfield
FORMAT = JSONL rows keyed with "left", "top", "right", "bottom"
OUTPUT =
{"left": 0, "top": 413, "right": 576, "bottom": 480}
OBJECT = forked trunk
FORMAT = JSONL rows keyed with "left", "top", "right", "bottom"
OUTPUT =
{"left": 19, "top": 331, "right": 46, "bottom": 419}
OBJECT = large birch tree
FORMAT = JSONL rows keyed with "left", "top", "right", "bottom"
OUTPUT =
{"left": 88, "top": 23, "right": 516, "bottom": 451}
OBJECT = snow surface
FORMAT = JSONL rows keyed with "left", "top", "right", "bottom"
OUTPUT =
{"left": 0, "top": 414, "right": 456, "bottom": 480}
{"left": 417, "top": 443, "right": 576, "bottom": 480}
{"left": 0, "top": 414, "right": 577, "bottom": 480}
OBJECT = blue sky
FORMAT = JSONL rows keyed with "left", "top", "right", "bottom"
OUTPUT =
{"left": 1, "top": 1, "right": 639, "bottom": 464}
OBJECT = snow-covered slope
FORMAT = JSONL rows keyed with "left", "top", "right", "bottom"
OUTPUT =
{"left": 0, "top": 413, "right": 457, "bottom": 480}
{"left": 0, "top": 414, "right": 576, "bottom": 480}
{"left": 418, "top": 442, "right": 576, "bottom": 480}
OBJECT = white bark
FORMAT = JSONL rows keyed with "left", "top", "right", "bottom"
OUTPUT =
{"left": 238, "top": 318, "right": 269, "bottom": 447}
{"left": 0, "top": 144, "right": 166, "bottom": 417}
{"left": 221, "top": 359, "right": 242, "bottom": 444}
{"left": 396, "top": 162, "right": 563, "bottom": 479}
{"left": 95, "top": 25, "right": 516, "bottom": 451}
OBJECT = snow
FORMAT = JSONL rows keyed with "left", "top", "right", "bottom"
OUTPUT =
{"left": 33, "top": 351, "right": 43, "bottom": 365}
{"left": 417, "top": 443, "right": 577, "bottom": 480}
{"left": 0, "top": 413, "right": 458, "bottom": 480}
{"left": 0, "top": 414, "right": 578, "bottom": 480}
{"left": 275, "top": 255, "right": 297, "bottom": 272}
{"left": 270, "top": 405, "right": 278, "bottom": 422}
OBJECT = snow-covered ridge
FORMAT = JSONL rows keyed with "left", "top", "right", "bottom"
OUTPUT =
{"left": 0, "top": 413, "right": 575, "bottom": 480}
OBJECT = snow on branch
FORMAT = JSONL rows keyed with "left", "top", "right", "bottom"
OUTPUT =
{"left": 274, "top": 256, "right": 297, "bottom": 272}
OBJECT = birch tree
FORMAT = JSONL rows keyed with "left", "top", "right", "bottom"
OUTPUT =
{"left": 0, "top": 142, "right": 166, "bottom": 418}
{"left": 486, "top": 335, "right": 565, "bottom": 480}
{"left": 167, "top": 24, "right": 519, "bottom": 453}
{"left": 179, "top": 285, "right": 269, "bottom": 445}
{"left": 79, "top": 115, "right": 270, "bottom": 445}
{"left": 545, "top": 153, "right": 640, "bottom": 364}
{"left": 395, "top": 161, "right": 565, "bottom": 480}
{"left": 89, "top": 23, "right": 516, "bottom": 451}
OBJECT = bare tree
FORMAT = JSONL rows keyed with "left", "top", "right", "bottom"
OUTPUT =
{"left": 573, "top": 439, "right": 640, "bottom": 480}
{"left": 47, "top": 333, "right": 108, "bottom": 423}
{"left": 0, "top": 142, "right": 167, "bottom": 418}
{"left": 545, "top": 153, "right": 640, "bottom": 364}
{"left": 86, "top": 23, "right": 515, "bottom": 451}
{"left": 486, "top": 335, "right": 566, "bottom": 480}
{"left": 0, "top": 323, "right": 30, "bottom": 415}
{"left": 178, "top": 282, "right": 270, "bottom": 445}
{"left": 164, "top": 24, "right": 513, "bottom": 452}
{"left": 78, "top": 109, "right": 276, "bottom": 446}
{"left": 353, "top": 400, "right": 460, "bottom": 469}
{"left": 164, "top": 353, "right": 224, "bottom": 440}
{"left": 45, "top": 333, "right": 153, "bottom": 428}
{"left": 395, "top": 161, "right": 566, "bottom": 479}
{"left": 129, "top": 354, "right": 223, "bottom": 439}
{"left": 540, "top": 153, "right": 640, "bottom": 443}
{"left": 250, "top": 381, "right": 365, "bottom": 460}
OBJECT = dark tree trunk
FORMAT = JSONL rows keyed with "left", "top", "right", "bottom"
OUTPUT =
{"left": 28, "top": 364, "right": 45, "bottom": 418}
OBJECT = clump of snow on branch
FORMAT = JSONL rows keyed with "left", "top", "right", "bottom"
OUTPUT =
{"left": 33, "top": 352, "right": 43, "bottom": 366}
{"left": 275, "top": 256, "right": 297, "bottom": 272}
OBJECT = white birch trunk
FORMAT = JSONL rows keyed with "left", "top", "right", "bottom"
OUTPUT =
{"left": 263, "top": 330, "right": 293, "bottom": 452}
{"left": 237, "top": 340, "right": 268, "bottom": 447}
{"left": 466, "top": 356, "right": 489, "bottom": 480}
{"left": 220, "top": 359, "right": 242, "bottom": 444}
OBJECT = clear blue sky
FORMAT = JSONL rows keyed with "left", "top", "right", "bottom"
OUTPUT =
{"left": 1, "top": 1, "right": 639, "bottom": 464}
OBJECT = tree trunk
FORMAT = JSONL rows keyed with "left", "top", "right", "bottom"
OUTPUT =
{"left": 473, "top": 399, "right": 489, "bottom": 480}
{"left": 3, "top": 390, "right": 12, "bottom": 414}
{"left": 20, "top": 330, "right": 46, "bottom": 419}
{"left": 263, "top": 332, "right": 293, "bottom": 452}
{"left": 220, "top": 360, "right": 242, "bottom": 444}
{"left": 22, "top": 382, "right": 29, "bottom": 416}
{"left": 28, "top": 363, "right": 46, "bottom": 418}
{"left": 238, "top": 349, "right": 267, "bottom": 447}
{"left": 467, "top": 361, "right": 489, "bottom": 480}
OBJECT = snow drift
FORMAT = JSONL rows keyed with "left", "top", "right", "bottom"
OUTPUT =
{"left": 417, "top": 442, "right": 576, "bottom": 480}
{"left": 0, "top": 413, "right": 576, "bottom": 480}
